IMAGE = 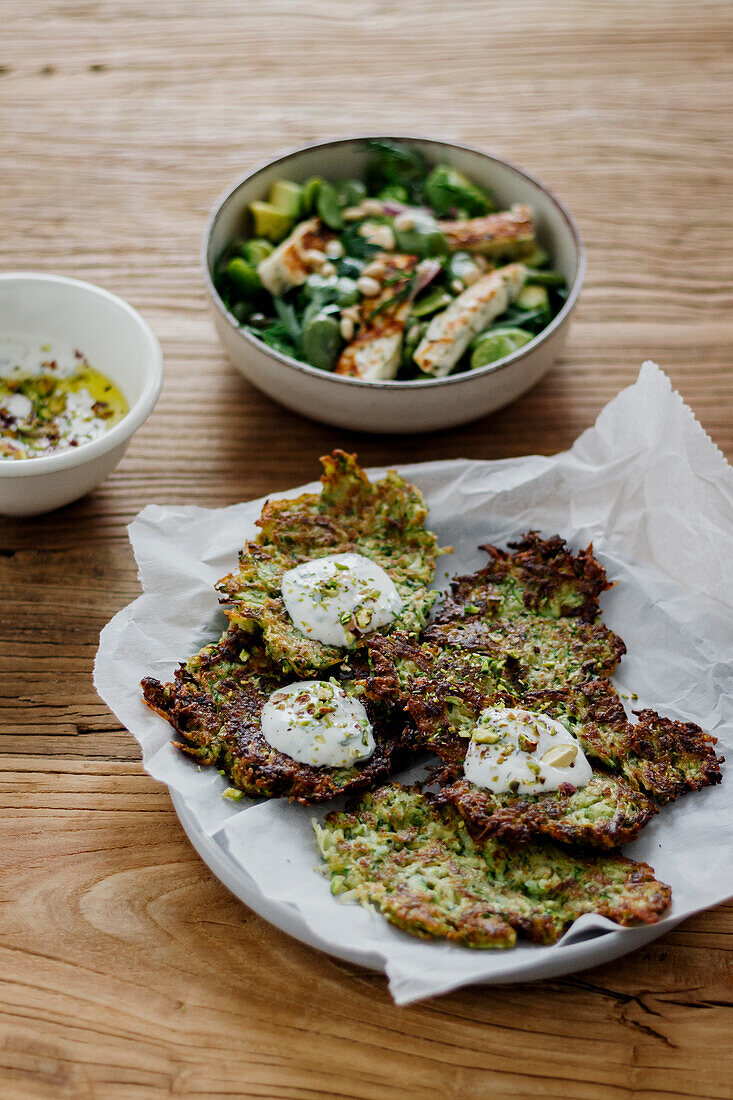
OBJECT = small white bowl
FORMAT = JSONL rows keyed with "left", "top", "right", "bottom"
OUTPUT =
{"left": 0, "top": 273, "right": 163, "bottom": 516}
{"left": 203, "top": 135, "right": 584, "bottom": 434}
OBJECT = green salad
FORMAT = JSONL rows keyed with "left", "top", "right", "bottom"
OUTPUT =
{"left": 214, "top": 139, "right": 568, "bottom": 382}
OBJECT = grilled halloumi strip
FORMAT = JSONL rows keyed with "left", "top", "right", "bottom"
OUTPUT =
{"left": 256, "top": 218, "right": 333, "bottom": 296}
{"left": 335, "top": 323, "right": 407, "bottom": 381}
{"left": 335, "top": 254, "right": 417, "bottom": 381}
{"left": 440, "top": 204, "right": 535, "bottom": 258}
{"left": 414, "top": 263, "right": 526, "bottom": 378}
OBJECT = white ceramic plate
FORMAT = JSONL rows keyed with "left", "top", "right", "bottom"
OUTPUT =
{"left": 94, "top": 376, "right": 732, "bottom": 1001}
{"left": 171, "top": 789, "right": 683, "bottom": 984}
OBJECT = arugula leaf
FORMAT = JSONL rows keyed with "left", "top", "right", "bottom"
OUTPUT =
{"left": 273, "top": 297, "right": 302, "bottom": 345}
{"left": 251, "top": 322, "right": 297, "bottom": 357}
{"left": 493, "top": 304, "right": 550, "bottom": 333}
{"left": 366, "top": 139, "right": 427, "bottom": 196}
{"left": 339, "top": 223, "right": 379, "bottom": 261}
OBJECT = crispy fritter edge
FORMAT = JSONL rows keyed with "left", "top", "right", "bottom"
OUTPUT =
{"left": 140, "top": 628, "right": 414, "bottom": 805}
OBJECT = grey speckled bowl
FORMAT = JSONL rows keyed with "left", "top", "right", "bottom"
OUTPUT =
{"left": 203, "top": 136, "right": 584, "bottom": 434}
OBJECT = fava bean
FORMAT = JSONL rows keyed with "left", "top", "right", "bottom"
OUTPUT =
{"left": 302, "top": 312, "right": 342, "bottom": 370}
{"left": 226, "top": 257, "right": 261, "bottom": 295}
{"left": 316, "top": 182, "right": 344, "bottom": 230}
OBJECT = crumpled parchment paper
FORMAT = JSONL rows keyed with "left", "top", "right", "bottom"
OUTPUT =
{"left": 95, "top": 362, "right": 733, "bottom": 1003}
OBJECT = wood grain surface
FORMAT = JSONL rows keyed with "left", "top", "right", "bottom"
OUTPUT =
{"left": 2, "top": 1, "right": 732, "bottom": 1097}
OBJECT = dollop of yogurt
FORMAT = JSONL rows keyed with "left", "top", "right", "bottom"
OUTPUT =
{"left": 0, "top": 393, "right": 32, "bottom": 420}
{"left": 261, "top": 680, "right": 375, "bottom": 768}
{"left": 463, "top": 706, "right": 592, "bottom": 795}
{"left": 281, "top": 552, "right": 402, "bottom": 647}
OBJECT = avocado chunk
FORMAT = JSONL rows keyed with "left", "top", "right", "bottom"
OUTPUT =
{"left": 268, "top": 179, "right": 303, "bottom": 218}
{"left": 249, "top": 201, "right": 294, "bottom": 243}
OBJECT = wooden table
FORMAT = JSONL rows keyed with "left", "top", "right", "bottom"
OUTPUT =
{"left": 2, "top": 2, "right": 732, "bottom": 1096}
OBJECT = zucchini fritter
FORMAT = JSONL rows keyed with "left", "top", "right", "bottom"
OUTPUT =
{"left": 359, "top": 632, "right": 657, "bottom": 847}
{"left": 433, "top": 530, "right": 617, "bottom": 625}
{"left": 141, "top": 627, "right": 411, "bottom": 804}
{"left": 358, "top": 533, "right": 722, "bottom": 843}
{"left": 315, "top": 785, "right": 672, "bottom": 949}
{"left": 216, "top": 451, "right": 443, "bottom": 674}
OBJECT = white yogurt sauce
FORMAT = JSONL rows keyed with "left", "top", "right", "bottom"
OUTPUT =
{"left": 0, "top": 336, "right": 127, "bottom": 460}
{"left": 463, "top": 706, "right": 592, "bottom": 795}
{"left": 0, "top": 393, "right": 32, "bottom": 420}
{"left": 0, "top": 336, "right": 87, "bottom": 381}
{"left": 260, "top": 680, "right": 375, "bottom": 768}
{"left": 281, "top": 552, "right": 402, "bottom": 647}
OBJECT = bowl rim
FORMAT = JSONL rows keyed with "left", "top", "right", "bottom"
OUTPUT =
{"left": 202, "top": 133, "right": 585, "bottom": 391}
{"left": 0, "top": 272, "right": 163, "bottom": 478}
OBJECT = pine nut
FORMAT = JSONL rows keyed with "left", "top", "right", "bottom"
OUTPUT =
{"left": 304, "top": 248, "right": 327, "bottom": 269}
{"left": 325, "top": 239, "right": 344, "bottom": 259}
{"left": 451, "top": 278, "right": 464, "bottom": 294}
{"left": 320, "top": 261, "right": 336, "bottom": 277}
{"left": 361, "top": 199, "right": 384, "bottom": 216}
{"left": 462, "top": 264, "right": 482, "bottom": 286}
{"left": 342, "top": 206, "right": 364, "bottom": 221}
{"left": 393, "top": 212, "right": 415, "bottom": 232}
{"left": 339, "top": 316, "right": 355, "bottom": 341}
{"left": 357, "top": 275, "right": 382, "bottom": 297}
{"left": 369, "top": 225, "right": 395, "bottom": 251}
{"left": 362, "top": 259, "right": 386, "bottom": 279}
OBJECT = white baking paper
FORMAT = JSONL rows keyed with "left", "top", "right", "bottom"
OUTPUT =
{"left": 95, "top": 362, "right": 733, "bottom": 1004}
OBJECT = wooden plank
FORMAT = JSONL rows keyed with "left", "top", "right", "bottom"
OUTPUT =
{"left": 1, "top": 1, "right": 732, "bottom": 1095}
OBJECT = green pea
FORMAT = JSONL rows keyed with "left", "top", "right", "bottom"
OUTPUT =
{"left": 316, "top": 182, "right": 344, "bottom": 230}
{"left": 470, "top": 327, "right": 533, "bottom": 370}
{"left": 338, "top": 179, "right": 368, "bottom": 207}
{"left": 301, "top": 312, "right": 342, "bottom": 370}
{"left": 335, "top": 277, "right": 360, "bottom": 307}
{"left": 243, "top": 239, "right": 274, "bottom": 266}
{"left": 378, "top": 183, "right": 409, "bottom": 203}
{"left": 302, "top": 176, "right": 323, "bottom": 214}
{"left": 225, "top": 257, "right": 261, "bottom": 296}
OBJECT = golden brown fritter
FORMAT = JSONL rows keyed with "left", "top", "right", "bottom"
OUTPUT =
{"left": 216, "top": 451, "right": 443, "bottom": 674}
{"left": 141, "top": 627, "right": 412, "bottom": 804}
{"left": 355, "top": 533, "right": 722, "bottom": 844}
{"left": 316, "top": 785, "right": 672, "bottom": 949}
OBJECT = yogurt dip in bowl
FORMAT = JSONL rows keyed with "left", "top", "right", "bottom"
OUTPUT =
{"left": 0, "top": 273, "right": 163, "bottom": 516}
